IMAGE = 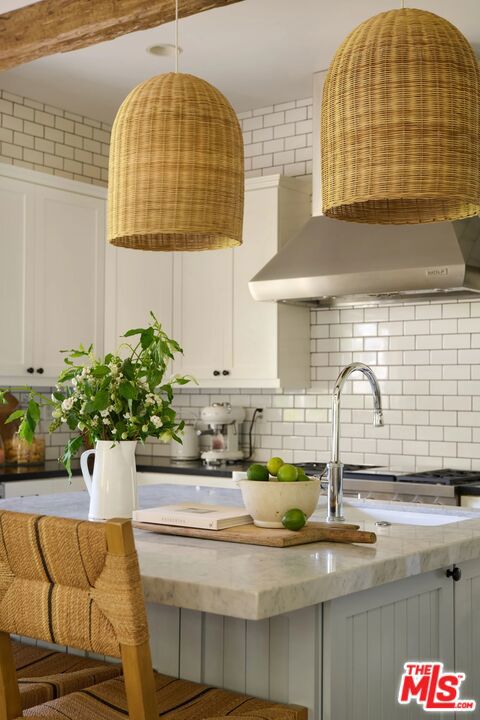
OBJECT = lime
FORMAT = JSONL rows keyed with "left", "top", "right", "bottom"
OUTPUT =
{"left": 282, "top": 508, "right": 307, "bottom": 531}
{"left": 267, "top": 457, "right": 284, "bottom": 476}
{"left": 296, "top": 467, "right": 307, "bottom": 480}
{"left": 247, "top": 463, "right": 269, "bottom": 481}
{"left": 277, "top": 463, "right": 299, "bottom": 482}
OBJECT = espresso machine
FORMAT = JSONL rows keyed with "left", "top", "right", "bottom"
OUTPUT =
{"left": 200, "top": 402, "right": 246, "bottom": 464}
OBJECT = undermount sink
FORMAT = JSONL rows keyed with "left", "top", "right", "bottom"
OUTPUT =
{"left": 314, "top": 499, "right": 471, "bottom": 527}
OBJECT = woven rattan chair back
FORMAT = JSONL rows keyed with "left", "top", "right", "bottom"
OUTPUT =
{"left": 0, "top": 511, "right": 157, "bottom": 720}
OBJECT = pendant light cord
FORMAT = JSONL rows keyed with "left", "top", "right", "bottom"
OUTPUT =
{"left": 175, "top": 0, "right": 179, "bottom": 72}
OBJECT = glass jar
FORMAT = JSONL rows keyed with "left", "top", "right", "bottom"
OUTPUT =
{"left": 6, "top": 434, "right": 45, "bottom": 465}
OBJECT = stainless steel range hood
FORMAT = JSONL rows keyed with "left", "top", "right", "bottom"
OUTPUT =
{"left": 249, "top": 71, "right": 480, "bottom": 308}
{"left": 249, "top": 215, "right": 480, "bottom": 307}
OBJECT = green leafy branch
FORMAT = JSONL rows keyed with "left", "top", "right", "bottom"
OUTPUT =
{"left": 0, "top": 313, "right": 195, "bottom": 476}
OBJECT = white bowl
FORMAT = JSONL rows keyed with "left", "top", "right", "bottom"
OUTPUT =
{"left": 239, "top": 477, "right": 321, "bottom": 528}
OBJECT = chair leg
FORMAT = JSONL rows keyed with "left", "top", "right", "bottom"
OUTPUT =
{"left": 120, "top": 640, "right": 157, "bottom": 720}
{"left": 0, "top": 632, "right": 22, "bottom": 720}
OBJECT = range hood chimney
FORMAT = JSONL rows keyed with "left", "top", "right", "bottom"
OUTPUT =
{"left": 249, "top": 72, "right": 480, "bottom": 307}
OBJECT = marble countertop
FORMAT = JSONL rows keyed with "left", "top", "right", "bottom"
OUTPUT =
{"left": 2, "top": 484, "right": 480, "bottom": 620}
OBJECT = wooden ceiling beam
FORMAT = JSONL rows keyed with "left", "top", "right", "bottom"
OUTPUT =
{"left": 0, "top": 0, "right": 245, "bottom": 72}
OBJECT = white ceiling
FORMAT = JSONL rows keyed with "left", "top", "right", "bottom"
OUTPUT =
{"left": 1, "top": 0, "right": 480, "bottom": 124}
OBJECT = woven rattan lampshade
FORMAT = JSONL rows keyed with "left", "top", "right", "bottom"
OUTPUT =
{"left": 321, "top": 9, "right": 480, "bottom": 224}
{"left": 108, "top": 72, "right": 244, "bottom": 250}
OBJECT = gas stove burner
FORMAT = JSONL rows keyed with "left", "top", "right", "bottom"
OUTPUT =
{"left": 294, "top": 462, "right": 375, "bottom": 477}
{"left": 398, "top": 469, "right": 480, "bottom": 486}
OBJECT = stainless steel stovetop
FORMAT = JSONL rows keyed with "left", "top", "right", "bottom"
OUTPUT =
{"left": 295, "top": 464, "right": 480, "bottom": 506}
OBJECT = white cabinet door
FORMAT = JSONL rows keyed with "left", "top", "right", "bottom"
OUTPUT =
{"left": 0, "top": 176, "right": 35, "bottom": 378}
{"left": 323, "top": 570, "right": 455, "bottom": 720}
{"left": 33, "top": 185, "right": 105, "bottom": 377}
{"left": 104, "top": 243, "right": 174, "bottom": 354}
{"left": 172, "top": 249, "right": 234, "bottom": 381}
{"left": 453, "top": 558, "right": 480, "bottom": 704}
{"left": 230, "top": 186, "right": 279, "bottom": 383}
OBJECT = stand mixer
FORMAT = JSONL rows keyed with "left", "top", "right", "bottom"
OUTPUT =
{"left": 200, "top": 403, "right": 246, "bottom": 464}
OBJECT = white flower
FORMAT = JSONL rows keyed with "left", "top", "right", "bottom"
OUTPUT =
{"left": 109, "top": 362, "right": 119, "bottom": 376}
{"left": 151, "top": 416, "right": 162, "bottom": 429}
{"left": 103, "top": 418, "right": 111, "bottom": 425}
{"left": 61, "top": 397, "right": 74, "bottom": 412}
{"left": 123, "top": 412, "right": 131, "bottom": 420}
{"left": 52, "top": 409, "right": 62, "bottom": 419}
{"left": 121, "top": 432, "right": 128, "bottom": 440}
{"left": 142, "top": 424, "right": 148, "bottom": 432}
{"left": 112, "top": 428, "right": 117, "bottom": 435}
{"left": 100, "top": 409, "right": 109, "bottom": 418}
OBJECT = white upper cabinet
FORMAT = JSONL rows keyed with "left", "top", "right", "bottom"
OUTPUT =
{"left": 0, "top": 165, "right": 105, "bottom": 385}
{"left": 230, "top": 175, "right": 311, "bottom": 388}
{"left": 0, "top": 174, "right": 35, "bottom": 378}
{"left": 34, "top": 185, "right": 105, "bottom": 378}
{"left": 173, "top": 175, "right": 311, "bottom": 388}
{"left": 172, "top": 248, "right": 234, "bottom": 381}
{"left": 104, "top": 243, "right": 174, "bottom": 354}
{"left": 1, "top": 167, "right": 310, "bottom": 390}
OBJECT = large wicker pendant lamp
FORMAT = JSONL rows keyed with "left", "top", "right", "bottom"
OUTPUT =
{"left": 321, "top": 8, "right": 480, "bottom": 224}
{"left": 108, "top": 3, "right": 244, "bottom": 251}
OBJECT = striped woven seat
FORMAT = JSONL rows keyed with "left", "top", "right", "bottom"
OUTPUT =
{"left": 0, "top": 511, "right": 306, "bottom": 720}
{"left": 12, "top": 639, "right": 120, "bottom": 710}
{"left": 21, "top": 672, "right": 304, "bottom": 719}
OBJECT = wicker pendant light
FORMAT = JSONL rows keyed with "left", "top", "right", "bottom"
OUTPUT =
{"left": 321, "top": 8, "right": 480, "bottom": 224}
{"left": 108, "top": 72, "right": 244, "bottom": 250}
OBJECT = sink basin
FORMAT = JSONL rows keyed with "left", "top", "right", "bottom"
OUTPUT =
{"left": 313, "top": 501, "right": 470, "bottom": 527}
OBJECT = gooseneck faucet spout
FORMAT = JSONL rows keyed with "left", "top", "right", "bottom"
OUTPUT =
{"left": 326, "top": 362, "right": 384, "bottom": 522}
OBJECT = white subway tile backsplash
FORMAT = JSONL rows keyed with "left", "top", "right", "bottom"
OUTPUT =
{"left": 458, "top": 349, "right": 480, "bottom": 364}
{"left": 389, "top": 306, "right": 415, "bottom": 321}
{"left": 416, "top": 335, "right": 442, "bottom": 350}
{"left": 443, "top": 303, "right": 471, "bottom": 318}
{"left": 415, "top": 304, "right": 443, "bottom": 320}
{"left": 430, "top": 319, "right": 458, "bottom": 334}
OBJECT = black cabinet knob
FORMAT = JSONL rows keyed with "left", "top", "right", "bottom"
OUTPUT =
{"left": 26, "top": 367, "right": 34, "bottom": 374}
{"left": 446, "top": 566, "right": 462, "bottom": 582}
{"left": 36, "top": 368, "right": 44, "bottom": 375}
{"left": 213, "top": 370, "right": 220, "bottom": 376}
{"left": 222, "top": 370, "right": 230, "bottom": 376}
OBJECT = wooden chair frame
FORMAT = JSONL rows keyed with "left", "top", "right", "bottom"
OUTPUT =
{"left": 0, "top": 518, "right": 157, "bottom": 720}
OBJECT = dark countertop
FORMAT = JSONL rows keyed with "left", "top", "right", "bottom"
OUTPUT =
{"left": 456, "top": 483, "right": 480, "bottom": 497}
{"left": 0, "top": 455, "right": 251, "bottom": 482}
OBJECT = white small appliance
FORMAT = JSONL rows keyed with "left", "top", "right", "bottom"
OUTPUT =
{"left": 170, "top": 421, "right": 200, "bottom": 461}
{"left": 200, "top": 402, "right": 246, "bottom": 464}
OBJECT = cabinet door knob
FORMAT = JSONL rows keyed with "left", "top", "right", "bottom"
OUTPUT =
{"left": 36, "top": 368, "right": 44, "bottom": 375}
{"left": 222, "top": 370, "right": 230, "bottom": 376}
{"left": 446, "top": 565, "right": 462, "bottom": 582}
{"left": 27, "top": 367, "right": 34, "bottom": 374}
{"left": 213, "top": 370, "right": 220, "bottom": 376}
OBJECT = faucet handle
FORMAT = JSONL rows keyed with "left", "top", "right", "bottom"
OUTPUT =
{"left": 374, "top": 409, "right": 384, "bottom": 427}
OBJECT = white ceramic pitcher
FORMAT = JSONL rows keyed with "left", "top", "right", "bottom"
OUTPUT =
{"left": 80, "top": 440, "right": 138, "bottom": 521}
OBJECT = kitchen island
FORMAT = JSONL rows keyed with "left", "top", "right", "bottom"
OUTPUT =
{"left": 2, "top": 484, "right": 480, "bottom": 719}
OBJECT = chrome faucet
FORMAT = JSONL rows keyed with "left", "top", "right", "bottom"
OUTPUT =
{"left": 326, "top": 362, "right": 384, "bottom": 522}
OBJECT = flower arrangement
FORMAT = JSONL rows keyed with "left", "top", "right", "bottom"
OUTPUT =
{"left": 0, "top": 313, "right": 191, "bottom": 475}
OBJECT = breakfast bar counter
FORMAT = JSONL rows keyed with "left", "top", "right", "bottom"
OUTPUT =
{"left": 1, "top": 483, "right": 480, "bottom": 620}
{"left": 0, "top": 484, "right": 480, "bottom": 720}
{"left": 3, "top": 485, "right": 480, "bottom": 718}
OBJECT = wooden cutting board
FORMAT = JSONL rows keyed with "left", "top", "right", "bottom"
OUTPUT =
{"left": 132, "top": 520, "right": 377, "bottom": 547}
